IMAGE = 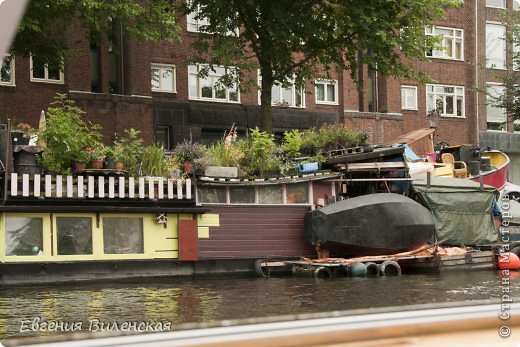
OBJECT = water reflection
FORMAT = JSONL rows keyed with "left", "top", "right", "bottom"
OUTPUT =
{"left": 1, "top": 270, "right": 519, "bottom": 339}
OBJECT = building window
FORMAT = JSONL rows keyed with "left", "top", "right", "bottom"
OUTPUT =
{"left": 187, "top": 4, "right": 210, "bottom": 32}
{"left": 189, "top": 64, "right": 239, "bottom": 103}
{"left": 426, "top": 84, "right": 465, "bottom": 118}
{"left": 156, "top": 126, "right": 171, "bottom": 149}
{"left": 30, "top": 56, "right": 64, "bottom": 84}
{"left": 151, "top": 64, "right": 176, "bottom": 93}
{"left": 1, "top": 54, "right": 14, "bottom": 86}
{"left": 56, "top": 217, "right": 92, "bottom": 255}
{"left": 486, "top": 84, "right": 507, "bottom": 132}
{"left": 5, "top": 217, "right": 43, "bottom": 256}
{"left": 486, "top": 0, "right": 506, "bottom": 8}
{"left": 90, "top": 44, "right": 100, "bottom": 92}
{"left": 197, "top": 183, "right": 310, "bottom": 205}
{"left": 258, "top": 73, "right": 304, "bottom": 108}
{"left": 230, "top": 187, "right": 255, "bottom": 204}
{"left": 103, "top": 217, "right": 144, "bottom": 254}
{"left": 401, "top": 85, "right": 418, "bottom": 110}
{"left": 486, "top": 23, "right": 506, "bottom": 70}
{"left": 515, "top": 0, "right": 520, "bottom": 10}
{"left": 425, "top": 26, "right": 463, "bottom": 60}
{"left": 315, "top": 79, "right": 338, "bottom": 105}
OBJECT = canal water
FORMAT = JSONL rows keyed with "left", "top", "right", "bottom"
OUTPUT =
{"left": 1, "top": 270, "right": 519, "bottom": 340}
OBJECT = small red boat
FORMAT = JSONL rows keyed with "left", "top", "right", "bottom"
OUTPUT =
{"left": 470, "top": 149, "right": 510, "bottom": 190}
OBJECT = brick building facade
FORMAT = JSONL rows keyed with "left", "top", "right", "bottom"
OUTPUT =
{"left": 0, "top": 1, "right": 519, "bottom": 163}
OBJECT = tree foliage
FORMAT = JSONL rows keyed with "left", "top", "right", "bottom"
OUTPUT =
{"left": 180, "top": 0, "right": 461, "bottom": 132}
{"left": 11, "top": 0, "right": 180, "bottom": 68}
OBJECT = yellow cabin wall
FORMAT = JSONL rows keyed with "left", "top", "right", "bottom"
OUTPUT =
{"left": 0, "top": 212, "right": 196, "bottom": 263}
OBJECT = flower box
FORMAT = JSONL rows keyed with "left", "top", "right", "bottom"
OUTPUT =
{"left": 204, "top": 166, "right": 238, "bottom": 178}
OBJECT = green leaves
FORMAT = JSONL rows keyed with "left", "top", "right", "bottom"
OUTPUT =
{"left": 12, "top": 0, "right": 180, "bottom": 67}
{"left": 185, "top": 0, "right": 459, "bottom": 131}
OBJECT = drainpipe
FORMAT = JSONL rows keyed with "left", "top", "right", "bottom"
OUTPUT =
{"left": 120, "top": 21, "right": 125, "bottom": 95}
{"left": 475, "top": 0, "right": 480, "bottom": 142}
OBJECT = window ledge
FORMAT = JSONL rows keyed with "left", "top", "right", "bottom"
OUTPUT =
{"left": 189, "top": 97, "right": 240, "bottom": 104}
{"left": 30, "top": 79, "right": 64, "bottom": 85}
{"left": 316, "top": 102, "right": 339, "bottom": 106}
{"left": 152, "top": 90, "right": 177, "bottom": 94}
{"left": 0, "top": 83, "right": 15, "bottom": 87}
{"left": 440, "top": 115, "right": 466, "bottom": 119}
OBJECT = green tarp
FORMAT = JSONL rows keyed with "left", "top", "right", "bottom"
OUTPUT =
{"left": 412, "top": 175, "right": 499, "bottom": 245}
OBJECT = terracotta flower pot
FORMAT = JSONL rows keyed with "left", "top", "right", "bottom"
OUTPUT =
{"left": 89, "top": 160, "right": 103, "bottom": 169}
{"left": 114, "top": 161, "right": 124, "bottom": 170}
{"left": 73, "top": 162, "right": 87, "bottom": 171}
{"left": 182, "top": 162, "right": 193, "bottom": 174}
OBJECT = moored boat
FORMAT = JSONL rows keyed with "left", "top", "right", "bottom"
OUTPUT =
{"left": 469, "top": 149, "right": 510, "bottom": 190}
{"left": 304, "top": 193, "right": 436, "bottom": 257}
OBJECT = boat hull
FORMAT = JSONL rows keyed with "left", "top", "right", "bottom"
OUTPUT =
{"left": 470, "top": 150, "right": 510, "bottom": 190}
{"left": 304, "top": 193, "right": 435, "bottom": 257}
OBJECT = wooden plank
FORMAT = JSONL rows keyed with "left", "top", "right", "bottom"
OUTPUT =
{"left": 179, "top": 219, "right": 199, "bottom": 261}
{"left": 139, "top": 177, "right": 145, "bottom": 199}
{"left": 10, "top": 173, "right": 17, "bottom": 196}
{"left": 148, "top": 178, "right": 154, "bottom": 199}
{"left": 158, "top": 177, "right": 164, "bottom": 199}
{"left": 167, "top": 179, "right": 174, "bottom": 199}
{"left": 177, "top": 179, "right": 183, "bottom": 199}
{"left": 98, "top": 176, "right": 105, "bottom": 198}
{"left": 108, "top": 177, "right": 115, "bottom": 198}
{"left": 128, "top": 177, "right": 135, "bottom": 198}
{"left": 56, "top": 175, "right": 63, "bottom": 197}
{"left": 77, "top": 176, "right": 84, "bottom": 198}
{"left": 45, "top": 175, "right": 52, "bottom": 197}
{"left": 22, "top": 174, "right": 29, "bottom": 197}
{"left": 66, "top": 175, "right": 73, "bottom": 198}
{"left": 88, "top": 176, "right": 94, "bottom": 198}
{"left": 34, "top": 174, "right": 40, "bottom": 197}
{"left": 186, "top": 178, "right": 192, "bottom": 199}
{"left": 118, "top": 177, "right": 125, "bottom": 198}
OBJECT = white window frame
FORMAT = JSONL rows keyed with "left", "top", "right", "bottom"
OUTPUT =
{"left": 401, "top": 85, "right": 418, "bottom": 110}
{"left": 515, "top": 0, "right": 520, "bottom": 11}
{"left": 486, "top": 83, "right": 507, "bottom": 132}
{"left": 196, "top": 182, "right": 312, "bottom": 206}
{"left": 188, "top": 64, "right": 240, "bottom": 103}
{"left": 0, "top": 54, "right": 15, "bottom": 86}
{"left": 187, "top": 4, "right": 210, "bottom": 33}
{"left": 426, "top": 84, "right": 465, "bottom": 118}
{"left": 315, "top": 79, "right": 338, "bottom": 105}
{"left": 30, "top": 56, "right": 64, "bottom": 84}
{"left": 151, "top": 63, "right": 176, "bottom": 93}
{"left": 486, "top": 0, "right": 506, "bottom": 8}
{"left": 486, "top": 22, "right": 507, "bottom": 70}
{"left": 258, "top": 72, "right": 305, "bottom": 108}
{"left": 425, "top": 26, "right": 464, "bottom": 61}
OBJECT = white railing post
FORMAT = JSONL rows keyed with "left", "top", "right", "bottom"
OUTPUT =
{"left": 10, "top": 173, "right": 17, "bottom": 196}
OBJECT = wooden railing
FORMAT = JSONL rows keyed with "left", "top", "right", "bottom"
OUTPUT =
{"left": 8, "top": 173, "right": 192, "bottom": 200}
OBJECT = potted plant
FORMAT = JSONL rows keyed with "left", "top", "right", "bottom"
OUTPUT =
{"left": 110, "top": 143, "right": 126, "bottom": 170}
{"left": 112, "top": 128, "right": 143, "bottom": 176}
{"left": 38, "top": 94, "right": 103, "bottom": 174}
{"left": 172, "top": 140, "right": 204, "bottom": 174}
{"left": 141, "top": 144, "right": 167, "bottom": 177}
{"left": 204, "top": 125, "right": 243, "bottom": 177}
{"left": 12, "top": 122, "right": 34, "bottom": 145}
{"left": 87, "top": 146, "right": 106, "bottom": 169}
{"left": 71, "top": 149, "right": 91, "bottom": 171}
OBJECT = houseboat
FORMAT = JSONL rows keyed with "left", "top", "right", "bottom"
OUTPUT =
{"left": 0, "top": 130, "right": 417, "bottom": 285}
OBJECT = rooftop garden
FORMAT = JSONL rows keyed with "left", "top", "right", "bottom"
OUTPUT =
{"left": 29, "top": 94, "right": 370, "bottom": 178}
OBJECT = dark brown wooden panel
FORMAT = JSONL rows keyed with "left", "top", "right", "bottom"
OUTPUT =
{"left": 199, "top": 206, "right": 315, "bottom": 259}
